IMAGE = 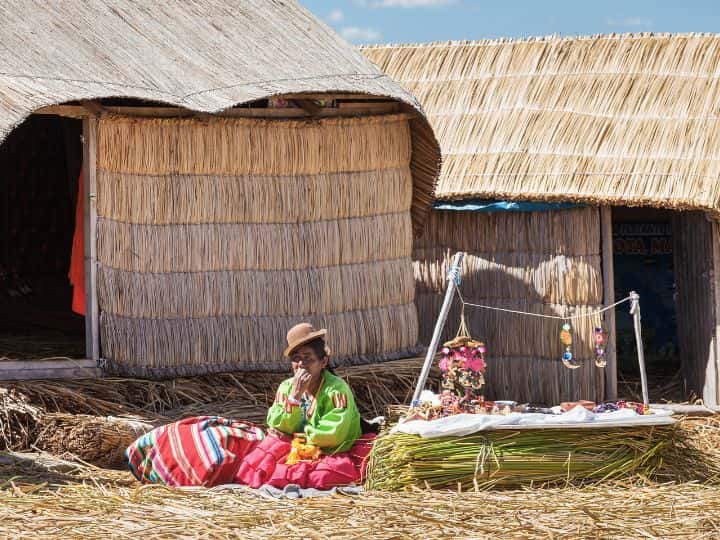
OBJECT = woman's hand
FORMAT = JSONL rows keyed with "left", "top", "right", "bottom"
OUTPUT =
{"left": 290, "top": 368, "right": 312, "bottom": 401}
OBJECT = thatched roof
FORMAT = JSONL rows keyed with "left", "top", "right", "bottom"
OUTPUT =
{"left": 363, "top": 34, "right": 720, "bottom": 214}
{"left": 0, "top": 0, "right": 439, "bottom": 229}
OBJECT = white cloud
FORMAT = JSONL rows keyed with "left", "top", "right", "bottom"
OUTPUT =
{"left": 328, "top": 9, "right": 344, "bottom": 22}
{"left": 606, "top": 17, "right": 653, "bottom": 28}
{"left": 340, "top": 26, "right": 382, "bottom": 43}
{"left": 371, "top": 0, "right": 457, "bottom": 6}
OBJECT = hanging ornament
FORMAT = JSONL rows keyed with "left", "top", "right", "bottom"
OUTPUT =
{"left": 594, "top": 326, "right": 607, "bottom": 368}
{"left": 436, "top": 305, "right": 487, "bottom": 415}
{"left": 559, "top": 323, "right": 573, "bottom": 346}
{"left": 560, "top": 322, "right": 581, "bottom": 369}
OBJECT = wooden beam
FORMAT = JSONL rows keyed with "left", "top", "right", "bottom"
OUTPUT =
{"left": 277, "top": 93, "right": 392, "bottom": 101}
{"left": 337, "top": 101, "right": 400, "bottom": 112}
{"left": 103, "top": 106, "right": 195, "bottom": 118}
{"left": 222, "top": 104, "right": 403, "bottom": 117}
{"left": 34, "top": 105, "right": 90, "bottom": 118}
{"left": 0, "top": 359, "right": 100, "bottom": 380}
{"left": 82, "top": 117, "right": 100, "bottom": 362}
{"left": 601, "top": 206, "right": 617, "bottom": 400}
{"left": 81, "top": 100, "right": 104, "bottom": 116}
{"left": 33, "top": 103, "right": 404, "bottom": 119}
{"left": 292, "top": 99, "right": 323, "bottom": 115}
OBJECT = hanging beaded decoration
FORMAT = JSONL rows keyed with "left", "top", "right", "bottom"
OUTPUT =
{"left": 560, "top": 321, "right": 581, "bottom": 369}
{"left": 438, "top": 306, "right": 487, "bottom": 414}
{"left": 594, "top": 326, "right": 607, "bottom": 368}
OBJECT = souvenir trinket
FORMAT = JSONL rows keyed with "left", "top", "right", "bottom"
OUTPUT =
{"left": 560, "top": 322, "right": 580, "bottom": 369}
{"left": 594, "top": 326, "right": 607, "bottom": 368}
{"left": 438, "top": 329, "right": 487, "bottom": 415}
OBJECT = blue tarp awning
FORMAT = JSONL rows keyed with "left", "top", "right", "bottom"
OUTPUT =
{"left": 433, "top": 199, "right": 585, "bottom": 213}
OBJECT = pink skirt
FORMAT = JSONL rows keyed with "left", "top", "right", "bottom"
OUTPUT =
{"left": 234, "top": 432, "right": 376, "bottom": 489}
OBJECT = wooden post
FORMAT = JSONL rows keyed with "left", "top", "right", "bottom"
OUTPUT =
{"left": 630, "top": 291, "right": 650, "bottom": 406}
{"left": 82, "top": 117, "right": 100, "bottom": 362}
{"left": 411, "top": 251, "right": 465, "bottom": 404}
{"left": 708, "top": 220, "right": 720, "bottom": 406}
{"left": 600, "top": 206, "right": 617, "bottom": 400}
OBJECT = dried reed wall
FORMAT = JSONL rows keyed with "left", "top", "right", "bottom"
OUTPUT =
{"left": 672, "top": 211, "right": 717, "bottom": 401}
{"left": 96, "top": 114, "right": 420, "bottom": 377}
{"left": 414, "top": 207, "right": 605, "bottom": 403}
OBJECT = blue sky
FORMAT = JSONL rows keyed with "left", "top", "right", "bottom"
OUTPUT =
{"left": 299, "top": 0, "right": 720, "bottom": 45}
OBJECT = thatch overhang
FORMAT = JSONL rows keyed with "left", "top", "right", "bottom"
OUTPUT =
{"left": 0, "top": 0, "right": 440, "bottom": 232}
{"left": 362, "top": 34, "right": 720, "bottom": 215}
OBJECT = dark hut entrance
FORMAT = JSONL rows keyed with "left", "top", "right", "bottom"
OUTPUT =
{"left": 612, "top": 207, "right": 718, "bottom": 403}
{"left": 0, "top": 115, "right": 86, "bottom": 366}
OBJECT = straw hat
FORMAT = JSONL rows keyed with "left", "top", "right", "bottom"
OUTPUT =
{"left": 284, "top": 322, "right": 327, "bottom": 357}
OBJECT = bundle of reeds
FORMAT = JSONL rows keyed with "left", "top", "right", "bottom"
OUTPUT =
{"left": 367, "top": 426, "right": 675, "bottom": 491}
{"left": 95, "top": 114, "right": 420, "bottom": 377}
{"left": 97, "top": 168, "right": 413, "bottom": 226}
{"left": 162, "top": 401, "right": 269, "bottom": 426}
{"left": 97, "top": 115, "right": 413, "bottom": 177}
{"left": 97, "top": 215, "right": 413, "bottom": 274}
{"left": 33, "top": 413, "right": 154, "bottom": 468}
{"left": 0, "top": 387, "right": 42, "bottom": 450}
{"left": 2, "top": 357, "right": 438, "bottom": 438}
{"left": 1, "top": 359, "right": 438, "bottom": 464}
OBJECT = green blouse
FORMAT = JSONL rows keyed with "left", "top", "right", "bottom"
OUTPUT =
{"left": 266, "top": 369, "right": 361, "bottom": 454}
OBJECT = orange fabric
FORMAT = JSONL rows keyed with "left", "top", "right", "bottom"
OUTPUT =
{"left": 69, "top": 170, "right": 85, "bottom": 315}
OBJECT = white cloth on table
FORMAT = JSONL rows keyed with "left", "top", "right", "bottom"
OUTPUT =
{"left": 393, "top": 406, "right": 675, "bottom": 439}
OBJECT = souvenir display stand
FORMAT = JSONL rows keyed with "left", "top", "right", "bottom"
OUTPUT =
{"left": 367, "top": 252, "right": 676, "bottom": 490}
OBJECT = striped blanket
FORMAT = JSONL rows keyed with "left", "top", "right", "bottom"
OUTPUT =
{"left": 126, "top": 416, "right": 264, "bottom": 487}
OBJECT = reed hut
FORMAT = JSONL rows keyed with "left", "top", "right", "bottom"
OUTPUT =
{"left": 0, "top": 0, "right": 440, "bottom": 380}
{"left": 363, "top": 34, "right": 720, "bottom": 405}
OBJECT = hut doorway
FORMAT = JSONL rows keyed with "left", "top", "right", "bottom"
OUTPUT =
{"left": 612, "top": 207, "right": 720, "bottom": 403}
{"left": 0, "top": 115, "right": 85, "bottom": 364}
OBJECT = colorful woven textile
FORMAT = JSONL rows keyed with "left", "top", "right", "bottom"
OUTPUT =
{"left": 126, "top": 416, "right": 264, "bottom": 487}
{"left": 126, "top": 417, "right": 375, "bottom": 489}
{"left": 69, "top": 170, "right": 84, "bottom": 315}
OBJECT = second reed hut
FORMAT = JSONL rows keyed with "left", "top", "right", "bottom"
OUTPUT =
{"left": 0, "top": 0, "right": 440, "bottom": 379}
{"left": 364, "top": 34, "right": 720, "bottom": 405}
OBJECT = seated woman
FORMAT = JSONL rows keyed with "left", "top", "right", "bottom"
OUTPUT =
{"left": 125, "top": 323, "right": 374, "bottom": 489}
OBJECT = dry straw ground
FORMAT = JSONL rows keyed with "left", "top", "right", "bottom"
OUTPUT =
{"left": 1, "top": 445, "right": 719, "bottom": 539}
{"left": 2, "top": 366, "right": 720, "bottom": 538}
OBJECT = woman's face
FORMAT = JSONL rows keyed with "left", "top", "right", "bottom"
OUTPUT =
{"left": 290, "top": 344, "right": 328, "bottom": 379}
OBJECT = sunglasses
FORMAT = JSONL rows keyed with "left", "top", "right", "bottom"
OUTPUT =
{"left": 291, "top": 355, "right": 320, "bottom": 364}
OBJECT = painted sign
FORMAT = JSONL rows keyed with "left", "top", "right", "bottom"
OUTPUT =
{"left": 613, "top": 222, "right": 678, "bottom": 375}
